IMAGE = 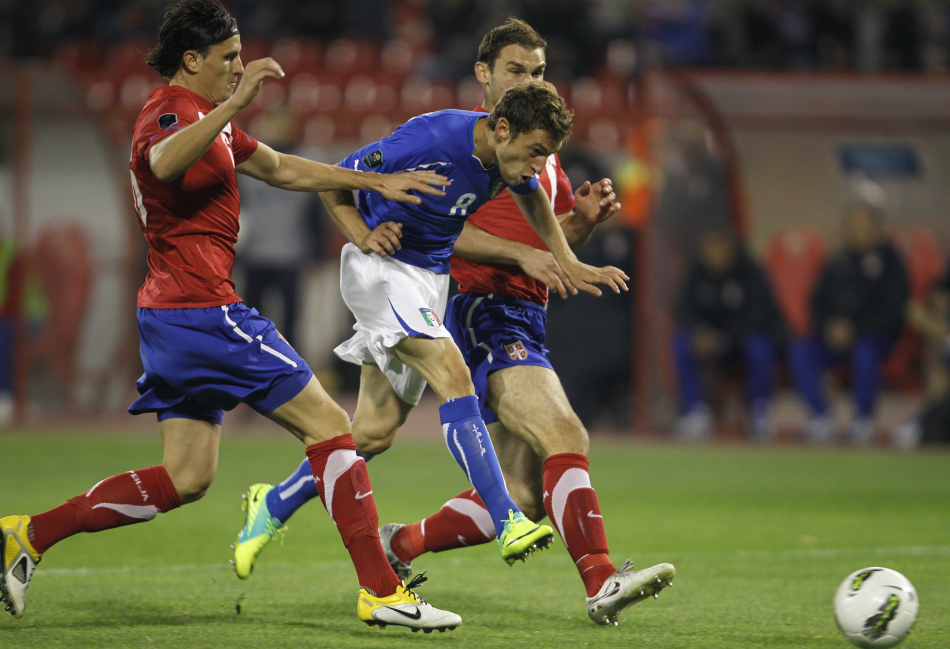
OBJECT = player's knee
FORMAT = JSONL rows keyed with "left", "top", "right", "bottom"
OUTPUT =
{"left": 436, "top": 368, "right": 476, "bottom": 401}
{"left": 352, "top": 417, "right": 401, "bottom": 458}
{"left": 571, "top": 421, "right": 591, "bottom": 456}
{"left": 169, "top": 467, "right": 215, "bottom": 505}
{"left": 542, "top": 413, "right": 590, "bottom": 457}
{"left": 355, "top": 428, "right": 397, "bottom": 458}
{"left": 320, "top": 402, "right": 353, "bottom": 438}
{"left": 426, "top": 341, "right": 475, "bottom": 399}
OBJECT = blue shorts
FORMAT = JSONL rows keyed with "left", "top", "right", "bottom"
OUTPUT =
{"left": 129, "top": 303, "right": 313, "bottom": 425}
{"left": 444, "top": 293, "right": 553, "bottom": 424}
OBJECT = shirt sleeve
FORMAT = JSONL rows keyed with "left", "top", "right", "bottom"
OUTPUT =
{"left": 338, "top": 117, "right": 430, "bottom": 174}
{"left": 553, "top": 156, "right": 575, "bottom": 214}
{"left": 134, "top": 95, "right": 195, "bottom": 163}
{"left": 231, "top": 125, "right": 259, "bottom": 165}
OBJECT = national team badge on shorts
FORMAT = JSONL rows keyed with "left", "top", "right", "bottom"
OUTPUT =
{"left": 504, "top": 340, "right": 529, "bottom": 361}
{"left": 420, "top": 308, "right": 442, "bottom": 327}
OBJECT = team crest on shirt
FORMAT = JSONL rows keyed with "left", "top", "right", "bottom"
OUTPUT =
{"left": 504, "top": 340, "right": 529, "bottom": 361}
{"left": 363, "top": 149, "right": 384, "bottom": 168}
{"left": 489, "top": 179, "right": 505, "bottom": 199}
{"left": 157, "top": 113, "right": 178, "bottom": 129}
{"left": 420, "top": 308, "right": 442, "bottom": 327}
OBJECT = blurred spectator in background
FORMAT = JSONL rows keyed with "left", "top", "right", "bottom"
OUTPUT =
{"left": 0, "top": 234, "right": 18, "bottom": 425}
{"left": 895, "top": 264, "right": 950, "bottom": 448}
{"left": 4, "top": 0, "right": 947, "bottom": 73}
{"left": 672, "top": 227, "right": 785, "bottom": 441}
{"left": 545, "top": 147, "right": 635, "bottom": 430}
{"left": 638, "top": 0, "right": 710, "bottom": 67}
{"left": 789, "top": 203, "right": 910, "bottom": 445}
{"left": 546, "top": 217, "right": 636, "bottom": 430}
{"left": 236, "top": 109, "right": 328, "bottom": 348}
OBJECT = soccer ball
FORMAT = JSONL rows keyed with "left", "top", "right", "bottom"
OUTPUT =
{"left": 833, "top": 567, "right": 919, "bottom": 648}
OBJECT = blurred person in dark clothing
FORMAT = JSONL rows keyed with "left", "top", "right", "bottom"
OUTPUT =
{"left": 789, "top": 203, "right": 909, "bottom": 445}
{"left": 672, "top": 227, "right": 785, "bottom": 441}
{"left": 237, "top": 109, "right": 326, "bottom": 348}
{"left": 895, "top": 264, "right": 950, "bottom": 448}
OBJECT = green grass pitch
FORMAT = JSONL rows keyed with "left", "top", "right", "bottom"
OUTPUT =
{"left": 1, "top": 430, "right": 948, "bottom": 648}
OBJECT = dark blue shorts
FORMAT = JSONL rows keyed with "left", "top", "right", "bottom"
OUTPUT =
{"left": 129, "top": 303, "right": 313, "bottom": 425}
{"left": 444, "top": 293, "right": 553, "bottom": 424}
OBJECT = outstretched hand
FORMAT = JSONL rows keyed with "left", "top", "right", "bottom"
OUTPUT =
{"left": 377, "top": 171, "right": 451, "bottom": 204}
{"left": 358, "top": 222, "right": 403, "bottom": 256}
{"left": 563, "top": 260, "right": 629, "bottom": 297}
{"left": 574, "top": 178, "right": 621, "bottom": 225}
{"left": 230, "top": 58, "right": 285, "bottom": 110}
{"left": 517, "top": 248, "right": 577, "bottom": 299}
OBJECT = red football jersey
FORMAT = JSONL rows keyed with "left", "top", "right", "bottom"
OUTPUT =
{"left": 450, "top": 106, "right": 575, "bottom": 305}
{"left": 130, "top": 85, "right": 259, "bottom": 308}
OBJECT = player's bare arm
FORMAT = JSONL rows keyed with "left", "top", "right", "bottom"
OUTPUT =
{"left": 238, "top": 144, "right": 449, "bottom": 203}
{"left": 454, "top": 222, "right": 575, "bottom": 298}
{"left": 149, "top": 58, "right": 285, "bottom": 182}
{"left": 559, "top": 178, "right": 622, "bottom": 249}
{"left": 510, "top": 186, "right": 628, "bottom": 296}
{"left": 319, "top": 189, "right": 404, "bottom": 256}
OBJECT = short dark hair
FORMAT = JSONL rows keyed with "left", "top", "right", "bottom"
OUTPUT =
{"left": 488, "top": 80, "right": 573, "bottom": 147}
{"left": 145, "top": 0, "right": 239, "bottom": 79}
{"left": 477, "top": 17, "right": 547, "bottom": 71}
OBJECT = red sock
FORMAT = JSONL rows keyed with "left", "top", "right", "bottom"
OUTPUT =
{"left": 392, "top": 489, "right": 495, "bottom": 562}
{"left": 28, "top": 465, "right": 181, "bottom": 555}
{"left": 543, "top": 453, "right": 616, "bottom": 597}
{"left": 306, "top": 434, "right": 399, "bottom": 598}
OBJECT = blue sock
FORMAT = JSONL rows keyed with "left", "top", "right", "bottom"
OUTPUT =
{"left": 265, "top": 458, "right": 320, "bottom": 524}
{"left": 440, "top": 395, "right": 520, "bottom": 536}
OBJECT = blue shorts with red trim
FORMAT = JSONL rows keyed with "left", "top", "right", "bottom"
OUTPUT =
{"left": 129, "top": 302, "right": 313, "bottom": 425}
{"left": 444, "top": 292, "right": 553, "bottom": 425}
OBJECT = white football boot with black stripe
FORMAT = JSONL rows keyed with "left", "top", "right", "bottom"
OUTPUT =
{"left": 586, "top": 559, "right": 676, "bottom": 626}
{"left": 358, "top": 573, "right": 461, "bottom": 632}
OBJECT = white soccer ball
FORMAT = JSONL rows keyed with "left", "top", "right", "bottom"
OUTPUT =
{"left": 833, "top": 567, "right": 919, "bottom": 648}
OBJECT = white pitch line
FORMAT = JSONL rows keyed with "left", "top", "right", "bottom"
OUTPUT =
{"left": 37, "top": 560, "right": 353, "bottom": 578}
{"left": 33, "top": 546, "right": 950, "bottom": 578}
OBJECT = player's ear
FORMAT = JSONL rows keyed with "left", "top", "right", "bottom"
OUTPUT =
{"left": 474, "top": 61, "right": 490, "bottom": 85}
{"left": 493, "top": 117, "right": 511, "bottom": 142}
{"left": 182, "top": 50, "right": 201, "bottom": 74}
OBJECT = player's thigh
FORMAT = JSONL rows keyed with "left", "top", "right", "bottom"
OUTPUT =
{"left": 487, "top": 364, "right": 588, "bottom": 458}
{"left": 393, "top": 335, "right": 474, "bottom": 401}
{"left": 351, "top": 362, "right": 414, "bottom": 457}
{"left": 160, "top": 417, "right": 221, "bottom": 503}
{"left": 489, "top": 421, "right": 545, "bottom": 518}
{"left": 266, "top": 375, "right": 351, "bottom": 446}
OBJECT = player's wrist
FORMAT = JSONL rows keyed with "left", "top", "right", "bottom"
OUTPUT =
{"left": 362, "top": 171, "right": 385, "bottom": 193}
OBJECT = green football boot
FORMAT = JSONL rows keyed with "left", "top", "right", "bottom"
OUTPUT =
{"left": 231, "top": 484, "right": 285, "bottom": 579}
{"left": 498, "top": 509, "right": 554, "bottom": 565}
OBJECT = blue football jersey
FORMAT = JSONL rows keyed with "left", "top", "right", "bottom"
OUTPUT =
{"left": 338, "top": 109, "right": 539, "bottom": 273}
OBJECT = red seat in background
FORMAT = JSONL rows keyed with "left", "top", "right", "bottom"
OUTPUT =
{"left": 883, "top": 228, "right": 946, "bottom": 389}
{"left": 764, "top": 227, "right": 828, "bottom": 338}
